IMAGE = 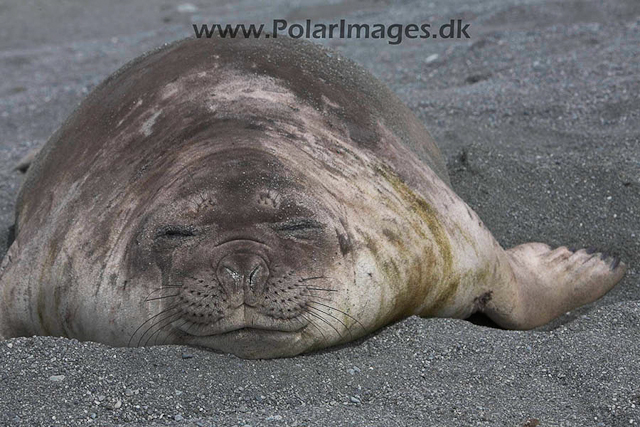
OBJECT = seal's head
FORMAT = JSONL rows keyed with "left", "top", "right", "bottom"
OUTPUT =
{"left": 126, "top": 146, "right": 360, "bottom": 358}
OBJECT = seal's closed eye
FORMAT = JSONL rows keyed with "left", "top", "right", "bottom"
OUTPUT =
{"left": 271, "top": 218, "right": 325, "bottom": 232}
{"left": 271, "top": 219, "right": 325, "bottom": 240}
{"left": 155, "top": 225, "right": 197, "bottom": 240}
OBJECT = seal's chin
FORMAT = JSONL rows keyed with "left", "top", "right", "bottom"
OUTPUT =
{"left": 170, "top": 311, "right": 312, "bottom": 358}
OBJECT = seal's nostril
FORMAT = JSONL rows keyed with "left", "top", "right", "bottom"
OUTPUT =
{"left": 248, "top": 265, "right": 262, "bottom": 288}
{"left": 216, "top": 252, "right": 270, "bottom": 297}
{"left": 224, "top": 267, "right": 241, "bottom": 282}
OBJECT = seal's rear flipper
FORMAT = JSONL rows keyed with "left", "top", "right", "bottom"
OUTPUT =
{"left": 484, "top": 243, "right": 627, "bottom": 329}
{"left": 14, "top": 147, "right": 41, "bottom": 173}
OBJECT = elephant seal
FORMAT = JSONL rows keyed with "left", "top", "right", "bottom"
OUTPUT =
{"left": 0, "top": 36, "right": 626, "bottom": 359}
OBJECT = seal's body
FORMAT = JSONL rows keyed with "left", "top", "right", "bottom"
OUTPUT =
{"left": 0, "top": 37, "right": 626, "bottom": 358}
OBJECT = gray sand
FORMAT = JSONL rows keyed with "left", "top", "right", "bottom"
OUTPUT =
{"left": 0, "top": 0, "right": 638, "bottom": 425}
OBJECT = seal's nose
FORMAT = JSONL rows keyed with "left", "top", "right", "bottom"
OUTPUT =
{"left": 216, "top": 253, "right": 269, "bottom": 306}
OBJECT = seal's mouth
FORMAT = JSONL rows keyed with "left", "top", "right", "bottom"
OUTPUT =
{"left": 171, "top": 316, "right": 307, "bottom": 337}
{"left": 173, "top": 319, "right": 310, "bottom": 357}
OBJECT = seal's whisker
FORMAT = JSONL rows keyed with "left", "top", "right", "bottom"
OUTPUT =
{"left": 145, "top": 293, "right": 180, "bottom": 302}
{"left": 162, "top": 317, "right": 203, "bottom": 346}
{"left": 299, "top": 314, "right": 326, "bottom": 341}
{"left": 308, "top": 300, "right": 367, "bottom": 333}
{"left": 159, "top": 316, "right": 211, "bottom": 347}
{"left": 296, "top": 285, "right": 338, "bottom": 292}
{"left": 154, "top": 316, "right": 192, "bottom": 346}
{"left": 299, "top": 292, "right": 333, "bottom": 303}
{"left": 155, "top": 317, "right": 187, "bottom": 347}
{"left": 302, "top": 306, "right": 343, "bottom": 339}
{"left": 145, "top": 292, "right": 214, "bottom": 346}
{"left": 128, "top": 303, "right": 181, "bottom": 347}
{"left": 144, "top": 312, "right": 184, "bottom": 347}
{"left": 145, "top": 286, "right": 182, "bottom": 298}
{"left": 299, "top": 276, "right": 328, "bottom": 282}
{"left": 306, "top": 304, "right": 352, "bottom": 339}
{"left": 138, "top": 310, "right": 182, "bottom": 347}
{"left": 299, "top": 313, "right": 327, "bottom": 340}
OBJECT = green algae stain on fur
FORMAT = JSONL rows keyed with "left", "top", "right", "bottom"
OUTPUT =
{"left": 382, "top": 227, "right": 405, "bottom": 250}
{"left": 361, "top": 231, "right": 379, "bottom": 256}
{"left": 374, "top": 164, "right": 458, "bottom": 314}
{"left": 374, "top": 164, "right": 453, "bottom": 274}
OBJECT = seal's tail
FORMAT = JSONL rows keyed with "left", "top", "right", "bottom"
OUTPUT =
{"left": 483, "top": 242, "right": 626, "bottom": 329}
